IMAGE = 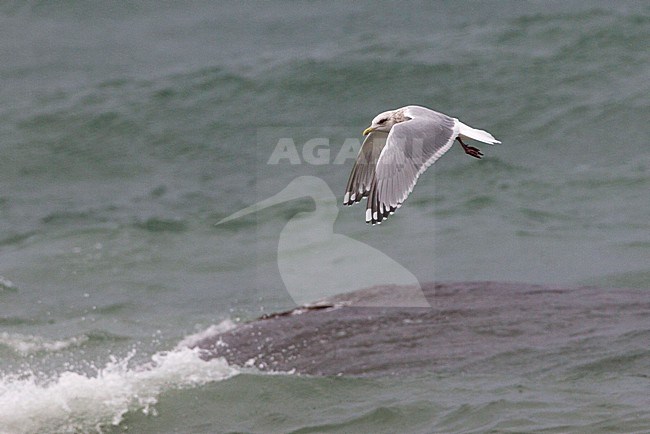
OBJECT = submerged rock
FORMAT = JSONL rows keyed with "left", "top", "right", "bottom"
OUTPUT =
{"left": 190, "top": 282, "right": 650, "bottom": 376}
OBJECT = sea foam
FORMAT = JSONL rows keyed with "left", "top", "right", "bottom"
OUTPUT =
{"left": 0, "top": 323, "right": 238, "bottom": 434}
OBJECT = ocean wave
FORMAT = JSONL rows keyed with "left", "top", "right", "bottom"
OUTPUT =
{"left": 0, "top": 329, "right": 238, "bottom": 434}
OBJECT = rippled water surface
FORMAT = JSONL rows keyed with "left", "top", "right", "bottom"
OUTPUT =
{"left": 1, "top": 1, "right": 649, "bottom": 432}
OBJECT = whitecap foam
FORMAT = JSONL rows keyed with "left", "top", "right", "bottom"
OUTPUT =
{"left": 0, "top": 329, "right": 239, "bottom": 434}
{"left": 0, "top": 332, "right": 88, "bottom": 356}
{"left": 175, "top": 319, "right": 237, "bottom": 349}
{"left": 0, "top": 276, "right": 17, "bottom": 291}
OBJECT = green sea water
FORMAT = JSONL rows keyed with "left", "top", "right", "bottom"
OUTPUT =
{"left": 1, "top": 1, "right": 649, "bottom": 432}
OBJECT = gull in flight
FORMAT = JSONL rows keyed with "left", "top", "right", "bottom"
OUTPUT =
{"left": 344, "top": 105, "right": 500, "bottom": 224}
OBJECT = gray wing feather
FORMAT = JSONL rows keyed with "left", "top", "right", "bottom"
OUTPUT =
{"left": 367, "top": 109, "right": 458, "bottom": 224}
{"left": 343, "top": 131, "right": 389, "bottom": 205}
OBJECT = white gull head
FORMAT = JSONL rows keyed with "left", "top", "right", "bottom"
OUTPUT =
{"left": 363, "top": 108, "right": 409, "bottom": 135}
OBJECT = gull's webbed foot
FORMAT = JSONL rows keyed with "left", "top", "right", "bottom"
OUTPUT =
{"left": 457, "top": 137, "right": 483, "bottom": 159}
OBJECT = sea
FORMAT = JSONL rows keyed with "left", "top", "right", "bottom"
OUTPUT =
{"left": 1, "top": 1, "right": 649, "bottom": 433}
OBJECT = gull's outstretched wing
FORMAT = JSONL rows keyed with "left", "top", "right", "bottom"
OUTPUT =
{"left": 343, "top": 130, "right": 389, "bottom": 206}
{"left": 366, "top": 107, "right": 459, "bottom": 224}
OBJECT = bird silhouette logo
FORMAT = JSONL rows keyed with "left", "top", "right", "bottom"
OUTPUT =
{"left": 218, "top": 176, "right": 430, "bottom": 307}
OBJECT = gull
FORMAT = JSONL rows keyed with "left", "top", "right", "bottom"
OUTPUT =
{"left": 344, "top": 105, "right": 500, "bottom": 224}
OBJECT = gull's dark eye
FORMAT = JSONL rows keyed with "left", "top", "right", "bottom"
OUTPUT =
{"left": 377, "top": 119, "right": 386, "bottom": 125}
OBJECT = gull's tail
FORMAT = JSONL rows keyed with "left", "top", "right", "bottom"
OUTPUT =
{"left": 457, "top": 121, "right": 501, "bottom": 145}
